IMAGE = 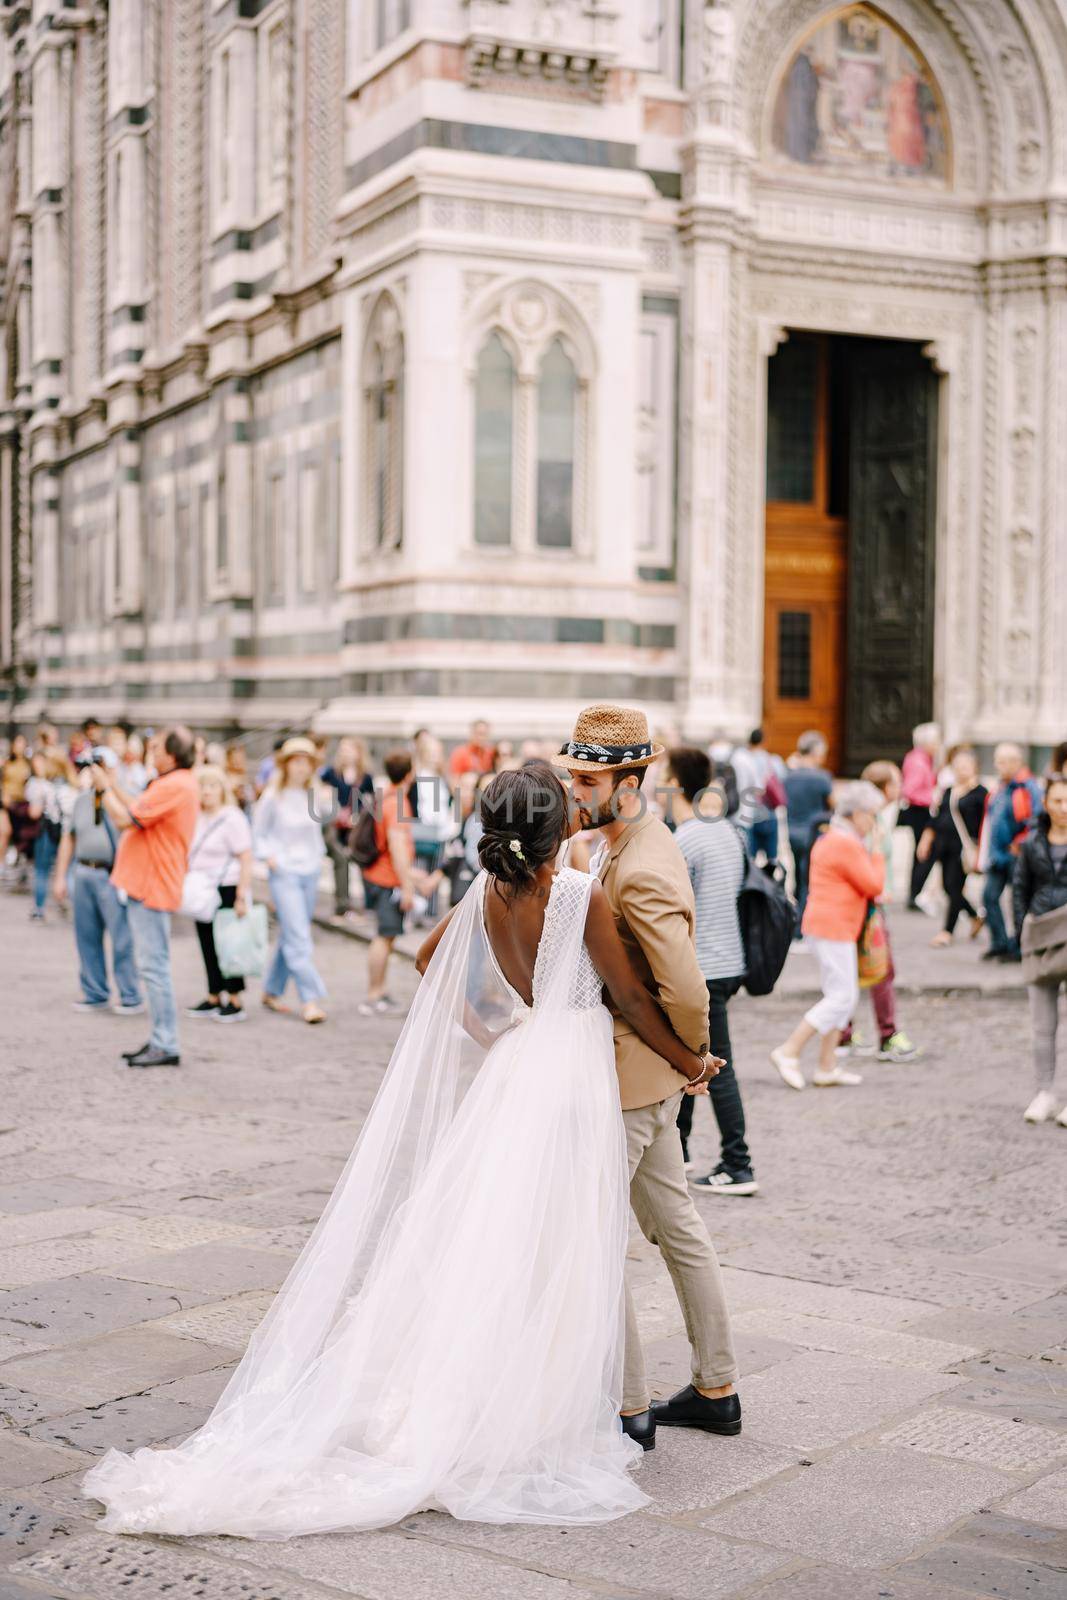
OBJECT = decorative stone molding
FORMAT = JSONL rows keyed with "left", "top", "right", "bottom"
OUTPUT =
{"left": 463, "top": 0, "right": 619, "bottom": 101}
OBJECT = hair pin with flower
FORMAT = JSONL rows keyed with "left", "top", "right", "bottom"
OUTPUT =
{"left": 508, "top": 838, "right": 526, "bottom": 861}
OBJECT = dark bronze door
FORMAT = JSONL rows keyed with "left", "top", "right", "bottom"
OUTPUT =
{"left": 844, "top": 340, "right": 938, "bottom": 773}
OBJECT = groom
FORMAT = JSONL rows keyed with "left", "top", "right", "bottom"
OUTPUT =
{"left": 556, "top": 704, "right": 741, "bottom": 1451}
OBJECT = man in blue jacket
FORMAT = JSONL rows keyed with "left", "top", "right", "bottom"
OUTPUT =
{"left": 982, "top": 743, "right": 1043, "bottom": 962}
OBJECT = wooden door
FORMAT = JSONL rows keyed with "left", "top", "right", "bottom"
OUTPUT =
{"left": 762, "top": 334, "right": 847, "bottom": 772}
{"left": 844, "top": 340, "right": 937, "bottom": 773}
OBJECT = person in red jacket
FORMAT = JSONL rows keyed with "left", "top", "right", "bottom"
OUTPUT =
{"left": 770, "top": 781, "right": 885, "bottom": 1090}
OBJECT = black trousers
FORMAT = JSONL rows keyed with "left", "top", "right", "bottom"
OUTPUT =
{"left": 195, "top": 885, "right": 245, "bottom": 996}
{"left": 901, "top": 804, "right": 935, "bottom": 903}
{"left": 676, "top": 976, "right": 752, "bottom": 1176}
{"left": 940, "top": 845, "right": 979, "bottom": 935}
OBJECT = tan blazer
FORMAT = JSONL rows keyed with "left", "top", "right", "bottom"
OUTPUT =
{"left": 598, "top": 811, "right": 711, "bottom": 1111}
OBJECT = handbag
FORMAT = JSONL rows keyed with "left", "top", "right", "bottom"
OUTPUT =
{"left": 949, "top": 788, "right": 979, "bottom": 875}
{"left": 1021, "top": 901, "right": 1067, "bottom": 985}
{"left": 214, "top": 903, "right": 269, "bottom": 979}
{"left": 179, "top": 815, "right": 227, "bottom": 921}
{"left": 857, "top": 902, "right": 889, "bottom": 989}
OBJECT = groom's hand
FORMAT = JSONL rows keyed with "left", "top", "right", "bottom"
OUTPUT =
{"left": 683, "top": 1053, "right": 725, "bottom": 1096}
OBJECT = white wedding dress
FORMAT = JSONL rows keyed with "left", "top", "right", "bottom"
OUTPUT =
{"left": 83, "top": 867, "right": 647, "bottom": 1537}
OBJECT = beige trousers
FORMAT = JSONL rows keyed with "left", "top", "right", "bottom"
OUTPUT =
{"left": 622, "top": 1090, "right": 739, "bottom": 1413}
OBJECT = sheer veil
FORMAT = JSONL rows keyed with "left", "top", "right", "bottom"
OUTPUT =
{"left": 83, "top": 867, "right": 646, "bottom": 1535}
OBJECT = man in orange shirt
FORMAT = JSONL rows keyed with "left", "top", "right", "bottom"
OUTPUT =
{"left": 94, "top": 726, "right": 199, "bottom": 1067}
{"left": 446, "top": 719, "right": 496, "bottom": 782}
{"left": 359, "top": 748, "right": 418, "bottom": 1016}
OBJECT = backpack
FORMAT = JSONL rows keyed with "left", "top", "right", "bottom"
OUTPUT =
{"left": 737, "top": 849, "right": 797, "bottom": 996}
{"left": 347, "top": 796, "right": 381, "bottom": 868}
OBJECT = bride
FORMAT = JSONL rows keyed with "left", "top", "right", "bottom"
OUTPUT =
{"left": 83, "top": 763, "right": 716, "bottom": 1538}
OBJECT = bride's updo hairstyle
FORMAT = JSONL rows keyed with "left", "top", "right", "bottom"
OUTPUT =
{"left": 477, "top": 763, "right": 569, "bottom": 890}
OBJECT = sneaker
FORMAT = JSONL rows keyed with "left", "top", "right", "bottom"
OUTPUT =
{"left": 878, "top": 1031, "right": 921, "bottom": 1062}
{"left": 358, "top": 997, "right": 399, "bottom": 1017}
{"left": 112, "top": 1000, "right": 146, "bottom": 1016}
{"left": 770, "top": 1047, "right": 805, "bottom": 1091}
{"left": 72, "top": 999, "right": 109, "bottom": 1013}
{"left": 692, "top": 1167, "right": 760, "bottom": 1196}
{"left": 812, "top": 1066, "right": 863, "bottom": 1087}
{"left": 981, "top": 948, "right": 1008, "bottom": 962}
{"left": 680, "top": 1135, "right": 693, "bottom": 1170}
{"left": 1024, "top": 1090, "right": 1058, "bottom": 1124}
{"left": 1057, "top": 1105, "right": 1067, "bottom": 1129}
{"left": 850, "top": 1030, "right": 878, "bottom": 1058}
{"left": 214, "top": 1002, "right": 247, "bottom": 1022}
{"left": 29, "top": 908, "right": 44, "bottom": 921}
{"left": 186, "top": 999, "right": 221, "bottom": 1018}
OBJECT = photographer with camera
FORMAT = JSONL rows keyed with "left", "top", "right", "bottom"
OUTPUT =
{"left": 54, "top": 749, "right": 144, "bottom": 1015}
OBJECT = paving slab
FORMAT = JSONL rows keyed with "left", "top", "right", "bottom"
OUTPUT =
{"left": 152, "top": 1292, "right": 277, "bottom": 1350}
{"left": 743, "top": 1569, "right": 956, "bottom": 1600}
{"left": 900, "top": 1307, "right": 1067, "bottom": 1359}
{"left": 197, "top": 1529, "right": 603, "bottom": 1600}
{"left": 731, "top": 1308, "right": 976, "bottom": 1373}
{"left": 0, "top": 1178, "right": 125, "bottom": 1215}
{"left": 0, "top": 1327, "right": 236, "bottom": 1408}
{"left": 0, "top": 1435, "right": 88, "bottom": 1491}
{"left": 398, "top": 1511, "right": 791, "bottom": 1599}
{"left": 704, "top": 1444, "right": 1013, "bottom": 1567}
{"left": 109, "top": 1243, "right": 292, "bottom": 1295}
{"left": 0, "top": 1274, "right": 216, "bottom": 1347}
{"left": 91, "top": 1215, "right": 261, "bottom": 1252}
{"left": 878, "top": 1405, "right": 1067, "bottom": 1474}
{"left": 893, "top": 1539, "right": 1067, "bottom": 1598}
{"left": 611, "top": 1427, "right": 799, "bottom": 1514}
{"left": 13, "top": 1535, "right": 341, "bottom": 1600}
{"left": 0, "top": 1238, "right": 158, "bottom": 1292}
{"left": 1000, "top": 1467, "right": 1067, "bottom": 1531}
{"left": 719, "top": 1269, "right": 932, "bottom": 1330}
{"left": 952, "top": 1511, "right": 1067, "bottom": 1568}
{"left": 947, "top": 1382, "right": 1067, "bottom": 1430}
{"left": 0, "top": 1493, "right": 93, "bottom": 1558}
{"left": 0, "top": 1210, "right": 131, "bottom": 1251}
{"left": 737, "top": 1350, "right": 964, "bottom": 1453}
{"left": 854, "top": 1262, "right": 1051, "bottom": 1314}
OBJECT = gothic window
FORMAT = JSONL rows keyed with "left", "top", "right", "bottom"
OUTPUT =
{"left": 375, "top": 0, "right": 410, "bottom": 50}
{"left": 362, "top": 294, "right": 404, "bottom": 551}
{"left": 536, "top": 340, "right": 576, "bottom": 549}
{"left": 473, "top": 334, "right": 515, "bottom": 547}
{"left": 466, "top": 283, "right": 594, "bottom": 556}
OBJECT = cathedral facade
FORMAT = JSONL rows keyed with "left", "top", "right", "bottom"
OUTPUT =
{"left": 1, "top": 0, "right": 1066, "bottom": 767}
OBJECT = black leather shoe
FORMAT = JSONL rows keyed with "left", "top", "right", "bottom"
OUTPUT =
{"left": 620, "top": 1410, "right": 656, "bottom": 1451}
{"left": 652, "top": 1385, "right": 742, "bottom": 1435}
{"left": 121, "top": 1041, "right": 152, "bottom": 1061}
{"left": 126, "top": 1045, "right": 181, "bottom": 1068}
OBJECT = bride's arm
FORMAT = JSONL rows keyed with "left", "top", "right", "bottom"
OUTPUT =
{"left": 415, "top": 907, "right": 456, "bottom": 975}
{"left": 583, "top": 882, "right": 718, "bottom": 1085}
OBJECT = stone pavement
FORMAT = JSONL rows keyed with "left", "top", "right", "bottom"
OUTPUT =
{"left": 1, "top": 888, "right": 1065, "bottom": 1600}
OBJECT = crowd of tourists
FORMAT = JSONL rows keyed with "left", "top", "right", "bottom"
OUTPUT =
{"left": 2, "top": 712, "right": 1065, "bottom": 1143}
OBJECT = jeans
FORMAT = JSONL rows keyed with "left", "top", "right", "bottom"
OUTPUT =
{"left": 323, "top": 825, "right": 352, "bottom": 915}
{"left": 32, "top": 827, "right": 58, "bottom": 910}
{"left": 126, "top": 897, "right": 179, "bottom": 1055}
{"left": 747, "top": 815, "right": 778, "bottom": 862}
{"left": 73, "top": 864, "right": 141, "bottom": 1007}
{"left": 1027, "top": 979, "right": 1064, "bottom": 1090}
{"left": 195, "top": 884, "right": 244, "bottom": 997}
{"left": 266, "top": 869, "right": 327, "bottom": 1003}
{"left": 789, "top": 833, "right": 812, "bottom": 928}
{"left": 983, "top": 861, "right": 1018, "bottom": 954}
{"left": 676, "top": 977, "right": 753, "bottom": 1176}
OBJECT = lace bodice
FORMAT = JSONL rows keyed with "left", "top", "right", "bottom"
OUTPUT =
{"left": 481, "top": 867, "right": 603, "bottom": 1017}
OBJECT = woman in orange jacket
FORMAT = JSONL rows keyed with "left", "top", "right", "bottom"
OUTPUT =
{"left": 770, "top": 781, "right": 886, "bottom": 1090}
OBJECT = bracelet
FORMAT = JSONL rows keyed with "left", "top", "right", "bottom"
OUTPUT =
{"left": 686, "top": 1057, "right": 708, "bottom": 1083}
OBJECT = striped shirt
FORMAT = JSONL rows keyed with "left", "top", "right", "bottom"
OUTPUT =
{"left": 674, "top": 816, "right": 746, "bottom": 980}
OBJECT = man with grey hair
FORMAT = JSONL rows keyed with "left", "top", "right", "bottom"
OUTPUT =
{"left": 982, "top": 742, "right": 1043, "bottom": 963}
{"left": 94, "top": 726, "right": 199, "bottom": 1066}
{"left": 784, "top": 729, "right": 833, "bottom": 930}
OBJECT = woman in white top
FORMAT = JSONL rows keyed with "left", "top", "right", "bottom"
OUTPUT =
{"left": 188, "top": 766, "right": 254, "bottom": 1022}
{"left": 253, "top": 737, "right": 328, "bottom": 1024}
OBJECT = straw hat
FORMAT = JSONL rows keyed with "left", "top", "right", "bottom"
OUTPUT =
{"left": 277, "top": 736, "right": 318, "bottom": 766}
{"left": 553, "top": 704, "right": 664, "bottom": 774}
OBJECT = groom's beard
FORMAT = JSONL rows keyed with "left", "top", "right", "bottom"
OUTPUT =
{"left": 578, "top": 799, "right": 614, "bottom": 829}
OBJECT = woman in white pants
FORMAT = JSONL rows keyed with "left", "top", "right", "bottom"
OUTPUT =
{"left": 770, "top": 782, "right": 886, "bottom": 1089}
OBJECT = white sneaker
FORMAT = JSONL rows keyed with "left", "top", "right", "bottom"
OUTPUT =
{"left": 813, "top": 1066, "right": 863, "bottom": 1087}
{"left": 1024, "top": 1090, "right": 1058, "bottom": 1124}
{"left": 770, "top": 1047, "right": 805, "bottom": 1091}
{"left": 1057, "top": 1105, "right": 1067, "bottom": 1128}
{"left": 112, "top": 1000, "right": 146, "bottom": 1016}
